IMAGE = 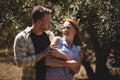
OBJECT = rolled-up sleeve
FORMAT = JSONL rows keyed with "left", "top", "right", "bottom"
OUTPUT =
{"left": 14, "top": 33, "right": 35, "bottom": 67}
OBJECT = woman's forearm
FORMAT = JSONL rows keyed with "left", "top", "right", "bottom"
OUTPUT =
{"left": 49, "top": 49, "right": 70, "bottom": 60}
{"left": 45, "top": 56, "right": 68, "bottom": 67}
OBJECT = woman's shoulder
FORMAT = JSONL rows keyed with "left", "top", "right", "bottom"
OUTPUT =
{"left": 51, "top": 36, "right": 62, "bottom": 46}
{"left": 53, "top": 36, "right": 62, "bottom": 41}
{"left": 73, "top": 45, "right": 81, "bottom": 54}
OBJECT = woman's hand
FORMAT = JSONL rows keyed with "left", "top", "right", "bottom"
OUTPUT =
{"left": 66, "top": 60, "right": 80, "bottom": 74}
{"left": 48, "top": 45, "right": 70, "bottom": 60}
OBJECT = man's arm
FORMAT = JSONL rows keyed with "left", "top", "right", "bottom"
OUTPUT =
{"left": 36, "top": 47, "right": 51, "bottom": 62}
{"left": 14, "top": 33, "right": 52, "bottom": 67}
{"left": 46, "top": 49, "right": 83, "bottom": 74}
{"left": 14, "top": 34, "right": 35, "bottom": 67}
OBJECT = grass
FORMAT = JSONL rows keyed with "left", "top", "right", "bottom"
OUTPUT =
{"left": 0, "top": 49, "right": 88, "bottom": 80}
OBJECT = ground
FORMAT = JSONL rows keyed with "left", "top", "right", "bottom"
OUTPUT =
{"left": 0, "top": 53, "right": 88, "bottom": 80}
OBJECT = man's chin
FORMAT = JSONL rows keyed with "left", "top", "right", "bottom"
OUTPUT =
{"left": 43, "top": 28, "right": 48, "bottom": 31}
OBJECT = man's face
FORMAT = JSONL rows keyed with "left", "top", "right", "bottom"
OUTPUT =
{"left": 40, "top": 14, "right": 51, "bottom": 31}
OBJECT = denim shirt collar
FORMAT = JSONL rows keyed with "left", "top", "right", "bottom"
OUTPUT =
{"left": 62, "top": 38, "right": 75, "bottom": 50}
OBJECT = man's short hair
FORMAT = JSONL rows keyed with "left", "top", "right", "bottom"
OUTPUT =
{"left": 32, "top": 5, "right": 52, "bottom": 23}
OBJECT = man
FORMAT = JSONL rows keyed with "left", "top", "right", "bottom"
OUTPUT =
{"left": 13, "top": 5, "right": 54, "bottom": 80}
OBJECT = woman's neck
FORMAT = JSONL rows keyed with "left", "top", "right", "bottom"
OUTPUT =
{"left": 64, "top": 38, "right": 73, "bottom": 48}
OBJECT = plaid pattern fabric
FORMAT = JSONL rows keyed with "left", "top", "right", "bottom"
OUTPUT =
{"left": 14, "top": 27, "right": 55, "bottom": 80}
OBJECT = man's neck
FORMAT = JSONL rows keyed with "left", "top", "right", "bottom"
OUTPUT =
{"left": 31, "top": 25, "right": 43, "bottom": 36}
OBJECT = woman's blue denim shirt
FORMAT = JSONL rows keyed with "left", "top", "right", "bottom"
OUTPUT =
{"left": 46, "top": 38, "right": 81, "bottom": 78}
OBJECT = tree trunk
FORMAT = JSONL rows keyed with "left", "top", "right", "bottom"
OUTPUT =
{"left": 82, "top": 60, "right": 95, "bottom": 80}
{"left": 94, "top": 45, "right": 109, "bottom": 80}
{"left": 87, "top": 26, "right": 110, "bottom": 80}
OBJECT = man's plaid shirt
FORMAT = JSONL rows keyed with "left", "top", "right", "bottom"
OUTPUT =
{"left": 13, "top": 27, "right": 54, "bottom": 80}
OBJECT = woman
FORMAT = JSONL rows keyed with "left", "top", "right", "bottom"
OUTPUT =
{"left": 45, "top": 19, "right": 83, "bottom": 80}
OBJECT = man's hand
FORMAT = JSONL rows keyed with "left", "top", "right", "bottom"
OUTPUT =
{"left": 36, "top": 47, "right": 52, "bottom": 62}
{"left": 49, "top": 45, "right": 58, "bottom": 51}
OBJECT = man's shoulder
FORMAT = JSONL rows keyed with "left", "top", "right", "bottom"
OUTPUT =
{"left": 45, "top": 30, "right": 54, "bottom": 36}
{"left": 45, "top": 30, "right": 55, "bottom": 41}
{"left": 15, "top": 27, "right": 31, "bottom": 39}
{"left": 23, "top": 27, "right": 32, "bottom": 33}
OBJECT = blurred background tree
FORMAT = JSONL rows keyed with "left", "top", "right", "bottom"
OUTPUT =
{"left": 0, "top": 0, "right": 119, "bottom": 80}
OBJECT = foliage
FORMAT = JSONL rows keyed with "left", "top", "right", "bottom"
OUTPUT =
{"left": 0, "top": 0, "right": 120, "bottom": 79}
{"left": 75, "top": 0, "right": 120, "bottom": 78}
{"left": 0, "top": 0, "right": 35, "bottom": 48}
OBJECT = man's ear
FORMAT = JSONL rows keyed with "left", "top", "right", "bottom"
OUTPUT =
{"left": 36, "top": 19, "right": 41, "bottom": 24}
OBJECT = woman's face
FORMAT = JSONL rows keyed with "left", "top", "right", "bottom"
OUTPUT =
{"left": 62, "top": 21, "right": 76, "bottom": 40}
